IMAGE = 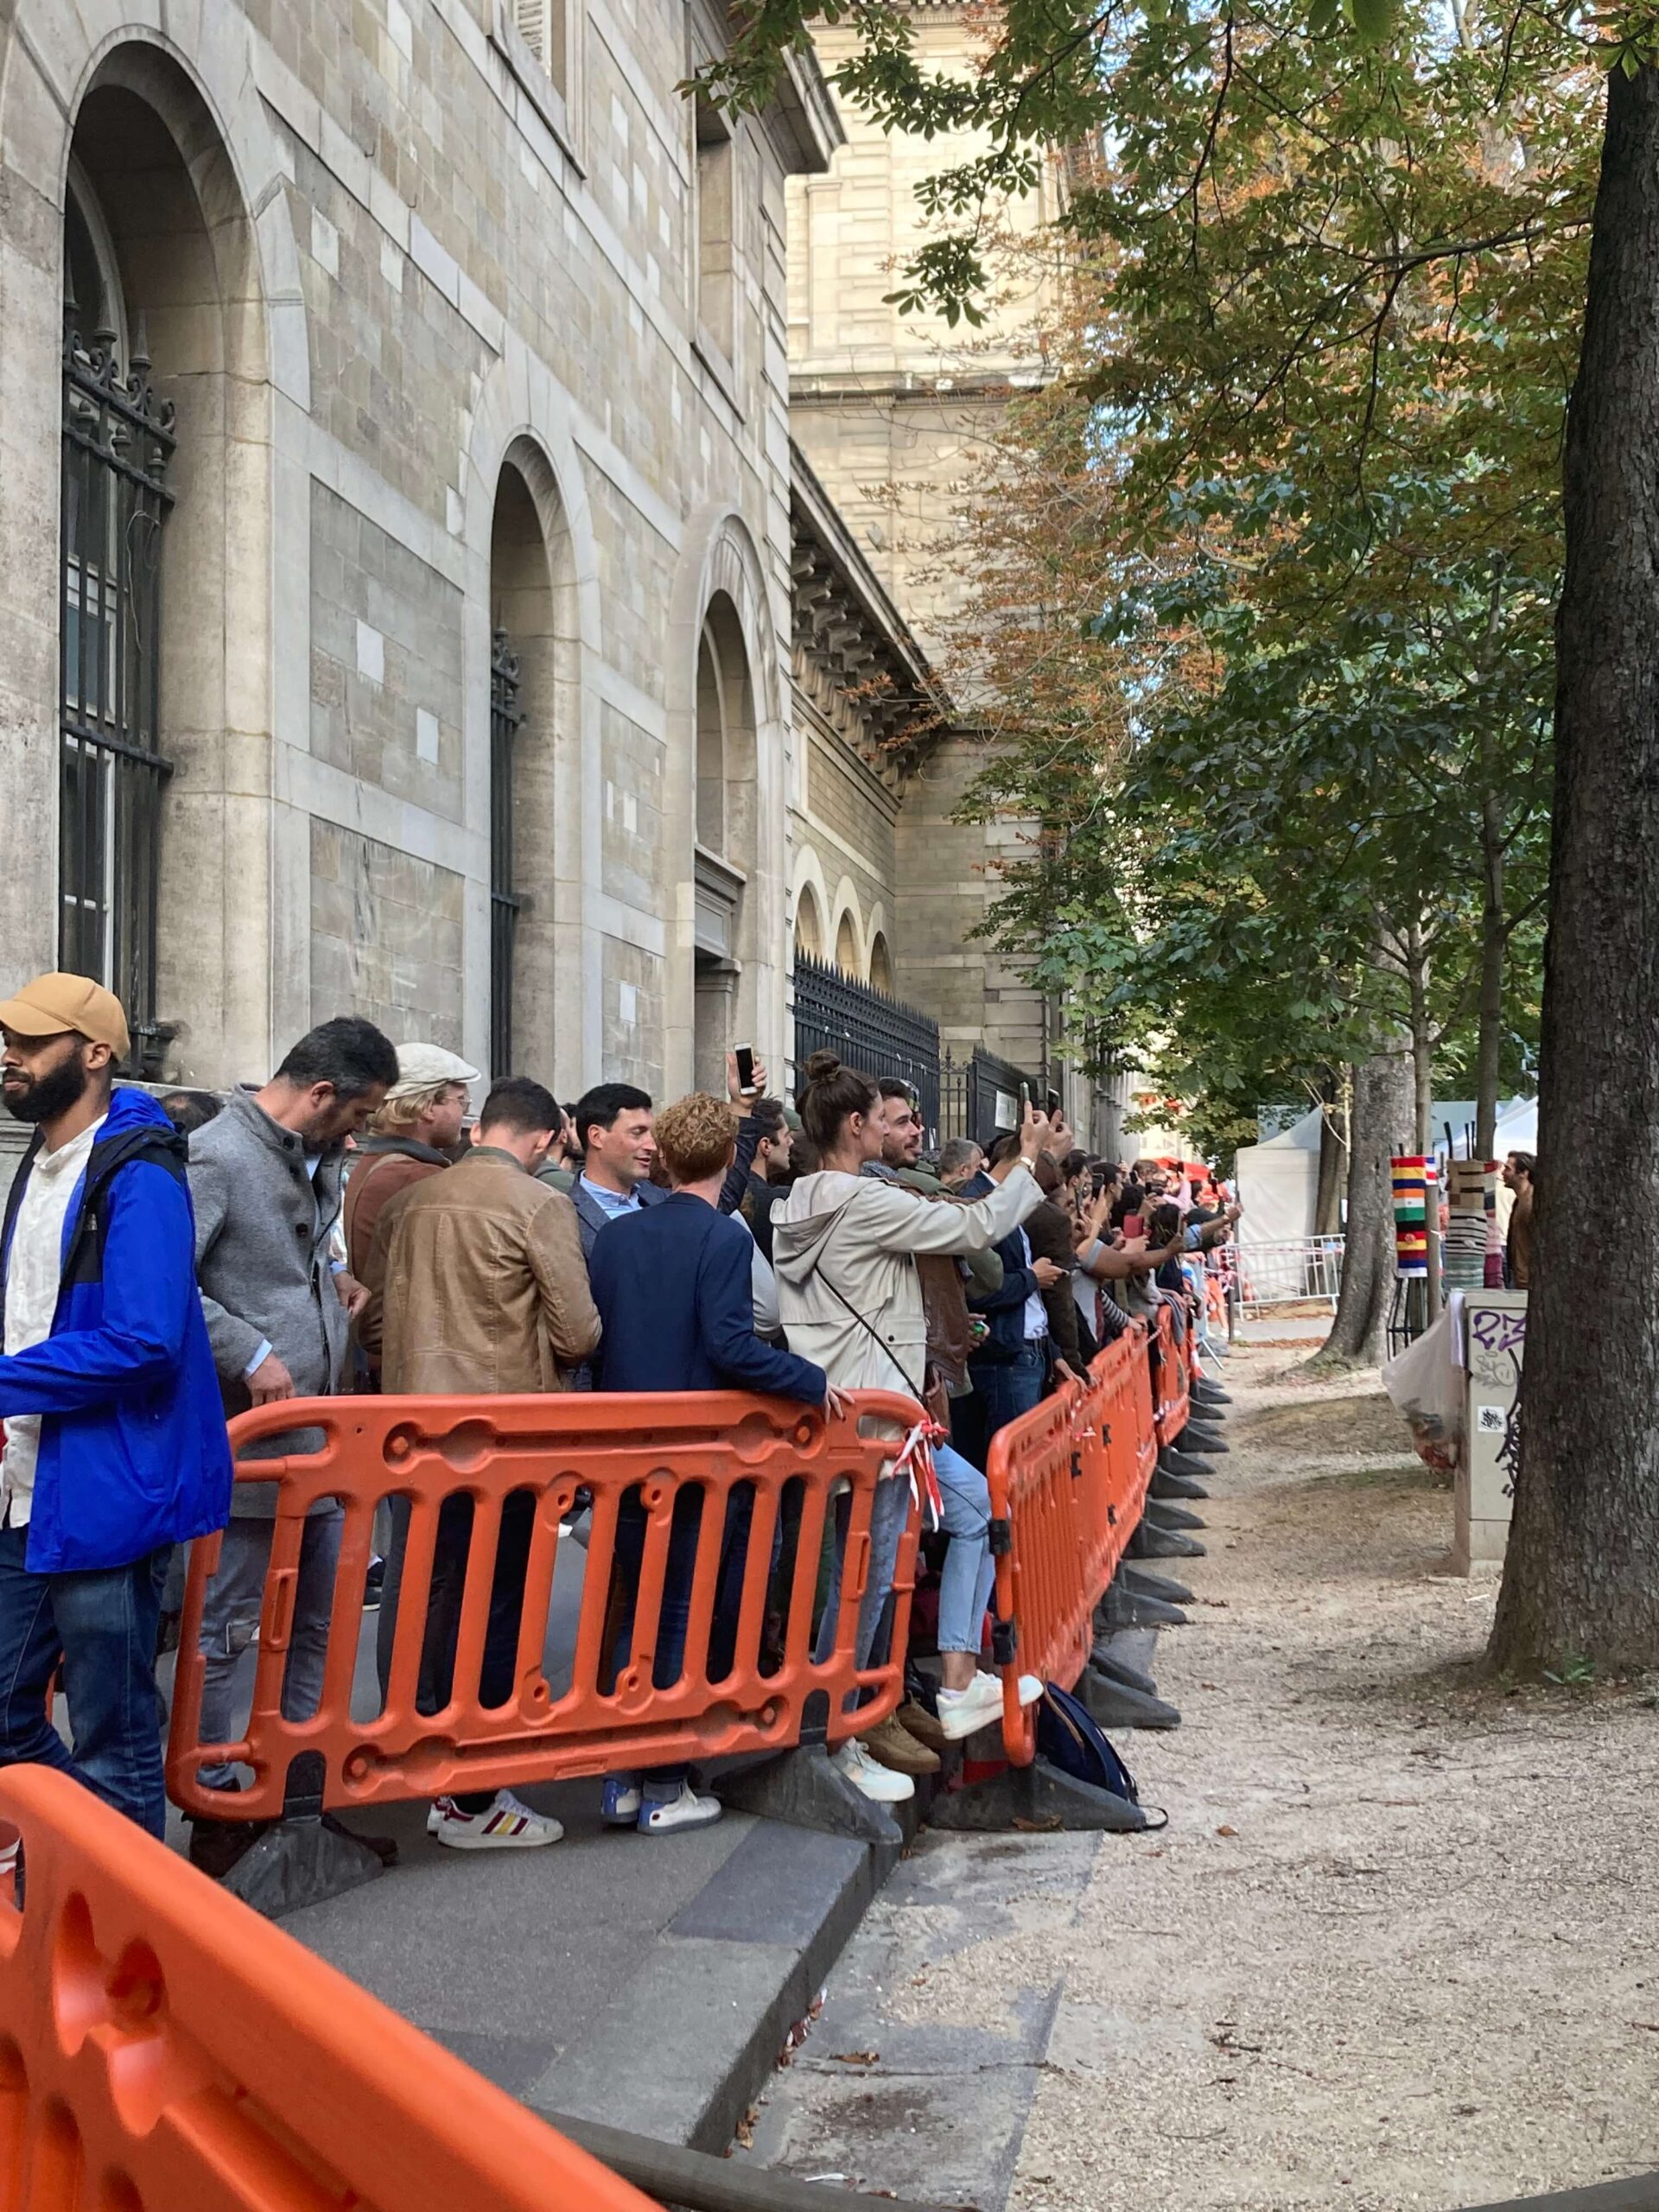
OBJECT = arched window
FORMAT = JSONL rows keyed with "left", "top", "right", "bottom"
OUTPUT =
{"left": 835, "top": 911, "right": 859, "bottom": 976}
{"left": 60, "top": 157, "right": 174, "bottom": 1058}
{"left": 692, "top": 595, "right": 756, "bottom": 1089}
{"left": 869, "top": 931, "right": 893, "bottom": 995}
{"left": 793, "top": 884, "right": 823, "bottom": 960}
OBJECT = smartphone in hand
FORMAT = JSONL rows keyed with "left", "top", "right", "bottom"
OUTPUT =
{"left": 733, "top": 1043, "right": 756, "bottom": 1096}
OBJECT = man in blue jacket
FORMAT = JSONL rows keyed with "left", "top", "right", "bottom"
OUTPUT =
{"left": 588, "top": 1089, "right": 836, "bottom": 1835}
{"left": 0, "top": 972, "right": 232, "bottom": 1836}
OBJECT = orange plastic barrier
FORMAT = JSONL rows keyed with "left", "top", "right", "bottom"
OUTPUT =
{"left": 1151, "top": 1301, "right": 1190, "bottom": 1448}
{"left": 985, "top": 1323, "right": 1154, "bottom": 1764}
{"left": 168, "top": 1389, "right": 921, "bottom": 1823}
{"left": 0, "top": 1764, "right": 654, "bottom": 2212}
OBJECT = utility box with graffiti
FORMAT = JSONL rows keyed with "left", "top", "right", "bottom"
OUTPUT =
{"left": 1455, "top": 1290, "right": 1527, "bottom": 1574}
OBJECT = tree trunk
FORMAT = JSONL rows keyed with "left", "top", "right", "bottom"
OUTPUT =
{"left": 1489, "top": 64, "right": 1659, "bottom": 1675}
{"left": 1312, "top": 1047, "right": 1411, "bottom": 1368}
{"left": 1313, "top": 1070, "right": 1346, "bottom": 1236}
{"left": 1474, "top": 783, "right": 1506, "bottom": 1163}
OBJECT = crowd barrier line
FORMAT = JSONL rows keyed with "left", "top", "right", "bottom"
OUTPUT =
{"left": 985, "top": 1323, "right": 1155, "bottom": 1764}
{"left": 1151, "top": 1301, "right": 1191, "bottom": 1449}
{"left": 0, "top": 1763, "right": 653, "bottom": 2212}
{"left": 167, "top": 1389, "right": 922, "bottom": 1824}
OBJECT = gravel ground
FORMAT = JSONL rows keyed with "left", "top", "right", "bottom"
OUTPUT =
{"left": 753, "top": 1344, "right": 1659, "bottom": 2211}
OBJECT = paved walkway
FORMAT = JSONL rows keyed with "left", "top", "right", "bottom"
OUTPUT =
{"left": 159, "top": 1528, "right": 891, "bottom": 2150}
{"left": 744, "top": 1351, "right": 1659, "bottom": 2211}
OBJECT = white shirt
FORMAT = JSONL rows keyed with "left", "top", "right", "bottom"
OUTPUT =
{"left": 1018, "top": 1225, "right": 1048, "bottom": 1342}
{"left": 2, "top": 1114, "right": 107, "bottom": 1526}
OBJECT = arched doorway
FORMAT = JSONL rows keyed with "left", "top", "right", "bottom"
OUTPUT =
{"left": 692, "top": 594, "right": 758, "bottom": 1090}
{"left": 869, "top": 931, "right": 894, "bottom": 995}
{"left": 58, "top": 54, "right": 267, "bottom": 1077}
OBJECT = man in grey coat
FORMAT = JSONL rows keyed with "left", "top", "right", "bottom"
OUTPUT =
{"left": 185, "top": 1015, "right": 398, "bottom": 1876}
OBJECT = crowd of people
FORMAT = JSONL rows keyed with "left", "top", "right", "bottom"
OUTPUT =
{"left": 0, "top": 968, "right": 1239, "bottom": 1878}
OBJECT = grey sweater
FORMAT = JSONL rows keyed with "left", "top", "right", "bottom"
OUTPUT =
{"left": 188, "top": 1090, "right": 350, "bottom": 1514}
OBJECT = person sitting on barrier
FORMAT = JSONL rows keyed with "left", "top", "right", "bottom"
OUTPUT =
{"left": 369, "top": 1076, "right": 600, "bottom": 1853}
{"left": 186, "top": 1015, "right": 401, "bottom": 1878}
{"left": 0, "top": 973, "right": 232, "bottom": 1840}
{"left": 588, "top": 1090, "right": 841, "bottom": 1836}
{"left": 772, "top": 1055, "right": 1050, "bottom": 1804}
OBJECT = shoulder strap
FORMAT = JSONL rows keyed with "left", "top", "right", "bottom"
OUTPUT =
{"left": 811, "top": 1199, "right": 917, "bottom": 1394}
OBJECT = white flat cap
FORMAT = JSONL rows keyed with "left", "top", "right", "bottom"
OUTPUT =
{"left": 388, "top": 1042, "right": 480, "bottom": 1098}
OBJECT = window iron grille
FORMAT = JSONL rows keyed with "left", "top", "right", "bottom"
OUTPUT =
{"left": 60, "top": 310, "right": 175, "bottom": 1071}
{"left": 490, "top": 628, "right": 524, "bottom": 1074}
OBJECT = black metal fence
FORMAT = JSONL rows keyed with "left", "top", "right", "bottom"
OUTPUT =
{"left": 791, "top": 958, "right": 1041, "bottom": 1151}
{"left": 938, "top": 1044, "right": 1041, "bottom": 1151}
{"left": 792, "top": 956, "right": 942, "bottom": 1133}
{"left": 60, "top": 316, "right": 175, "bottom": 1072}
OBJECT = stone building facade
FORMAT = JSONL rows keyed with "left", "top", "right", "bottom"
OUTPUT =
{"left": 0, "top": 0, "right": 839, "bottom": 1096}
{"left": 786, "top": 0, "right": 1105, "bottom": 1122}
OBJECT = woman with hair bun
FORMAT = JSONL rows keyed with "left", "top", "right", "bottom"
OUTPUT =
{"left": 772, "top": 1052, "right": 1051, "bottom": 1802}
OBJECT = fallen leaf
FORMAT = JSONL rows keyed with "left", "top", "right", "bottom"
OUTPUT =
{"left": 1217, "top": 1824, "right": 1237, "bottom": 1837}
{"left": 829, "top": 2050, "right": 880, "bottom": 2065}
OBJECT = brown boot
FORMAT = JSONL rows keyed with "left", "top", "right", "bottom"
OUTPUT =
{"left": 863, "top": 1712, "right": 941, "bottom": 1777}
{"left": 897, "top": 1700, "right": 948, "bottom": 1757}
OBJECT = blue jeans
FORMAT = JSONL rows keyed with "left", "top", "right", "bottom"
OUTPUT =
{"left": 972, "top": 1339, "right": 1048, "bottom": 1445}
{"left": 931, "top": 1441, "right": 995, "bottom": 1656}
{"left": 0, "top": 1522, "right": 169, "bottom": 1836}
{"left": 195, "top": 1510, "right": 343, "bottom": 1794}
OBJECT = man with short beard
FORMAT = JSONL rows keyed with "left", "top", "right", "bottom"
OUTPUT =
{"left": 185, "top": 1014, "right": 398, "bottom": 1877}
{"left": 0, "top": 973, "right": 231, "bottom": 1838}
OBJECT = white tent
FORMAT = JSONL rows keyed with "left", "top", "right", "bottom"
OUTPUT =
{"left": 1234, "top": 1107, "right": 1325, "bottom": 1246}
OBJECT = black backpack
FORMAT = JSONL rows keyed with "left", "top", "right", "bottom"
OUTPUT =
{"left": 1037, "top": 1681, "right": 1166, "bottom": 1827}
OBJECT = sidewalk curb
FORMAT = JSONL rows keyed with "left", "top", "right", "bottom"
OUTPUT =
{"left": 526, "top": 1810, "right": 913, "bottom": 2152}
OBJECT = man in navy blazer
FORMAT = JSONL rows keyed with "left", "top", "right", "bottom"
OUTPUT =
{"left": 588, "top": 1090, "right": 837, "bottom": 1838}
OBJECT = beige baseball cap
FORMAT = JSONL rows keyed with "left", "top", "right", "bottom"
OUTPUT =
{"left": 0, "top": 971, "right": 130, "bottom": 1060}
{"left": 387, "top": 1041, "right": 480, "bottom": 1100}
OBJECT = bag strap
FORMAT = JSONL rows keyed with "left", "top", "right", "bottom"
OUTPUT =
{"left": 812, "top": 1198, "right": 918, "bottom": 1395}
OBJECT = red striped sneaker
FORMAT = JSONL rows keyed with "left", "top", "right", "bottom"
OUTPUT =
{"left": 434, "top": 1791, "right": 563, "bottom": 1850}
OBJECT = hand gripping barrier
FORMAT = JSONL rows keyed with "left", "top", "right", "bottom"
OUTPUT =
{"left": 0, "top": 1764, "right": 654, "bottom": 2212}
{"left": 1150, "top": 1301, "right": 1190, "bottom": 1448}
{"left": 985, "top": 1324, "right": 1154, "bottom": 1764}
{"left": 167, "top": 1389, "right": 922, "bottom": 1823}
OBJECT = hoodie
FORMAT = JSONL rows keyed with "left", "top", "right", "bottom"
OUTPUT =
{"left": 771, "top": 1161, "right": 1043, "bottom": 1397}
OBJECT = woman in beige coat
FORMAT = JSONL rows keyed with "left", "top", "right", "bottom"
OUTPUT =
{"left": 772, "top": 1052, "right": 1051, "bottom": 1802}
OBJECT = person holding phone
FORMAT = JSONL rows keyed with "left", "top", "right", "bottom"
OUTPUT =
{"left": 772, "top": 1056, "right": 1049, "bottom": 1800}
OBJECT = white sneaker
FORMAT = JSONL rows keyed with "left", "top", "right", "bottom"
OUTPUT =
{"left": 936, "top": 1672, "right": 1009, "bottom": 1740}
{"left": 434, "top": 1790, "right": 563, "bottom": 1850}
{"left": 1017, "top": 1674, "right": 1045, "bottom": 1707}
{"left": 429, "top": 1786, "right": 543, "bottom": 1835}
{"left": 833, "top": 1738, "right": 915, "bottom": 1803}
{"left": 638, "top": 1782, "right": 722, "bottom": 1834}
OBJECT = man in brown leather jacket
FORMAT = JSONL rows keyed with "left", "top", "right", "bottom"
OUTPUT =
{"left": 364, "top": 1076, "right": 599, "bottom": 1852}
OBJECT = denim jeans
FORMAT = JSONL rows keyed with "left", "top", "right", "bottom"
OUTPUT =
{"left": 971, "top": 1338, "right": 1049, "bottom": 1444}
{"left": 814, "top": 1465, "right": 912, "bottom": 1677}
{"left": 931, "top": 1441, "right": 996, "bottom": 1656}
{"left": 0, "top": 1522, "right": 169, "bottom": 1836}
{"left": 195, "top": 1510, "right": 342, "bottom": 1791}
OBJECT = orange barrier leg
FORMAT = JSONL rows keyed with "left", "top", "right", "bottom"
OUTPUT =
{"left": 0, "top": 1764, "right": 656, "bottom": 2212}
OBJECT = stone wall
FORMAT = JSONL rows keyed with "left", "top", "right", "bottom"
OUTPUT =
{"left": 0, "top": 0, "right": 836, "bottom": 1091}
